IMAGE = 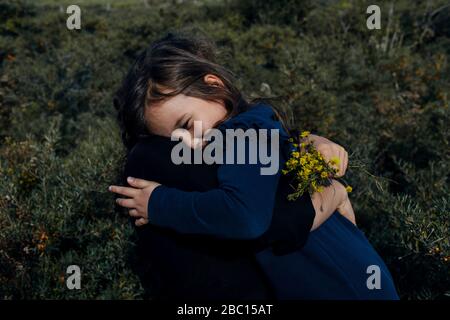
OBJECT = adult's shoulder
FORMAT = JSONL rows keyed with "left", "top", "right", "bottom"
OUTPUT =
{"left": 128, "top": 135, "right": 176, "bottom": 162}
{"left": 125, "top": 135, "right": 219, "bottom": 191}
{"left": 124, "top": 135, "right": 177, "bottom": 182}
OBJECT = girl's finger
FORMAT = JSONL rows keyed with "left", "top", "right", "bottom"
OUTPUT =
{"left": 341, "top": 150, "right": 347, "bottom": 176}
{"left": 108, "top": 185, "right": 138, "bottom": 197}
{"left": 339, "top": 150, "right": 346, "bottom": 176}
{"left": 116, "top": 198, "right": 136, "bottom": 209}
{"left": 333, "top": 149, "right": 343, "bottom": 177}
{"left": 129, "top": 209, "right": 141, "bottom": 218}
{"left": 127, "top": 177, "right": 154, "bottom": 189}
{"left": 343, "top": 151, "right": 348, "bottom": 175}
{"left": 337, "top": 197, "right": 356, "bottom": 225}
{"left": 135, "top": 217, "right": 148, "bottom": 227}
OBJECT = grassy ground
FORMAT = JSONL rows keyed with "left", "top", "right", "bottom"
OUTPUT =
{"left": 0, "top": 0, "right": 449, "bottom": 299}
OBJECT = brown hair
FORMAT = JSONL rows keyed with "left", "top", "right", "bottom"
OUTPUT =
{"left": 113, "top": 30, "right": 287, "bottom": 151}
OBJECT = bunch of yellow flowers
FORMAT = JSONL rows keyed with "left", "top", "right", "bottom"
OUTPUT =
{"left": 282, "top": 131, "right": 351, "bottom": 201}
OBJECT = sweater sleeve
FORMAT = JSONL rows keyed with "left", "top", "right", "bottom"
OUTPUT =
{"left": 147, "top": 104, "right": 288, "bottom": 239}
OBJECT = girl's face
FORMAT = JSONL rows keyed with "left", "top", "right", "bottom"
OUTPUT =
{"left": 144, "top": 75, "right": 228, "bottom": 148}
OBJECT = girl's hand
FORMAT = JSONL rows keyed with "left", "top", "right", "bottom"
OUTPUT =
{"left": 304, "top": 134, "right": 348, "bottom": 177}
{"left": 337, "top": 193, "right": 356, "bottom": 226}
{"left": 108, "top": 177, "right": 161, "bottom": 227}
{"left": 310, "top": 179, "right": 356, "bottom": 230}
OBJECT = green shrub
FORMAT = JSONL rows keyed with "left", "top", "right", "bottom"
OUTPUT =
{"left": 0, "top": 0, "right": 448, "bottom": 299}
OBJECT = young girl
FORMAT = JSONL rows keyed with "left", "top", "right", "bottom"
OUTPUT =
{"left": 110, "top": 32, "right": 399, "bottom": 299}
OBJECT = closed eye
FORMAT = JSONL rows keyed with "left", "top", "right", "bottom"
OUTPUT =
{"left": 181, "top": 117, "right": 191, "bottom": 129}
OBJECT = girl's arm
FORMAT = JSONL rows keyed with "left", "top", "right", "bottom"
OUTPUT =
{"left": 110, "top": 136, "right": 351, "bottom": 239}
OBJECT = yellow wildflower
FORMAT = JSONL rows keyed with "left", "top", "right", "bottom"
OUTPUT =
{"left": 329, "top": 157, "right": 340, "bottom": 165}
{"left": 300, "top": 131, "right": 310, "bottom": 138}
{"left": 284, "top": 129, "right": 356, "bottom": 201}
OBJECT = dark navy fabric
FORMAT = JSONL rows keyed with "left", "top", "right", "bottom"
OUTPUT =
{"left": 256, "top": 212, "right": 399, "bottom": 299}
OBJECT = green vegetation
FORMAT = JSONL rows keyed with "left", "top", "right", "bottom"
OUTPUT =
{"left": 0, "top": 0, "right": 449, "bottom": 299}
